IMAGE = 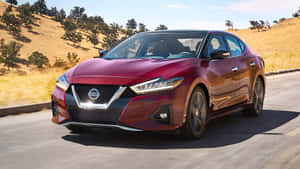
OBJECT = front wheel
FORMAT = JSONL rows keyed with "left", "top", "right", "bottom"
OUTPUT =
{"left": 180, "top": 87, "right": 208, "bottom": 139}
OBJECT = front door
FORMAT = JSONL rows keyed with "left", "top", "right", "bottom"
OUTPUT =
{"left": 204, "top": 34, "right": 241, "bottom": 111}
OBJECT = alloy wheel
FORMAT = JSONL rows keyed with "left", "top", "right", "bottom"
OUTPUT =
{"left": 189, "top": 90, "right": 207, "bottom": 135}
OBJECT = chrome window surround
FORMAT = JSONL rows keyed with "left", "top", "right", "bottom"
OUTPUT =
{"left": 71, "top": 85, "right": 127, "bottom": 110}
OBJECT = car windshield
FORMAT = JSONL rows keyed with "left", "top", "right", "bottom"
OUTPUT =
{"left": 103, "top": 32, "right": 207, "bottom": 60}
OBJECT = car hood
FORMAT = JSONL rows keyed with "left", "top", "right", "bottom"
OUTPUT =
{"left": 66, "top": 58, "right": 196, "bottom": 86}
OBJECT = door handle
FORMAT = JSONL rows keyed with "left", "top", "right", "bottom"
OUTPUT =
{"left": 250, "top": 61, "right": 256, "bottom": 67}
{"left": 232, "top": 67, "right": 238, "bottom": 72}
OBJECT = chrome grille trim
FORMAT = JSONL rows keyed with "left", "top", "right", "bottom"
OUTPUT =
{"left": 71, "top": 85, "right": 127, "bottom": 110}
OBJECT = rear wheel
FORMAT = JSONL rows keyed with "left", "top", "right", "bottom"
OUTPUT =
{"left": 246, "top": 78, "right": 265, "bottom": 116}
{"left": 180, "top": 87, "right": 208, "bottom": 139}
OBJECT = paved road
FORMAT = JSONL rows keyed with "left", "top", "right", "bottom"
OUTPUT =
{"left": 1, "top": 72, "right": 300, "bottom": 169}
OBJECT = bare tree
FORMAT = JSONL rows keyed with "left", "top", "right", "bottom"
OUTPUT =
{"left": 155, "top": 24, "right": 168, "bottom": 31}
{"left": 225, "top": 20, "right": 234, "bottom": 30}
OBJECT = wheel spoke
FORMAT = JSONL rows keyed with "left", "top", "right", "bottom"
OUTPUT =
{"left": 253, "top": 80, "right": 264, "bottom": 112}
{"left": 190, "top": 92, "right": 206, "bottom": 132}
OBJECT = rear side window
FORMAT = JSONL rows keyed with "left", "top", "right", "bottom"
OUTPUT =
{"left": 224, "top": 36, "right": 242, "bottom": 57}
{"left": 206, "top": 35, "right": 227, "bottom": 58}
{"left": 239, "top": 40, "right": 246, "bottom": 52}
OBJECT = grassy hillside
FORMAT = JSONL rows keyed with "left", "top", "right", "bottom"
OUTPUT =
{"left": 229, "top": 17, "right": 300, "bottom": 72}
{"left": 0, "top": 1, "right": 104, "bottom": 65}
{"left": 0, "top": 0, "right": 300, "bottom": 106}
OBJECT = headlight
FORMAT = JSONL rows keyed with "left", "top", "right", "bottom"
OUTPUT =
{"left": 130, "top": 77, "right": 184, "bottom": 95}
{"left": 56, "top": 74, "right": 69, "bottom": 91}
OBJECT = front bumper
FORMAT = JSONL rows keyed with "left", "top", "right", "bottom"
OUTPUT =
{"left": 51, "top": 83, "right": 188, "bottom": 131}
{"left": 62, "top": 121, "right": 143, "bottom": 132}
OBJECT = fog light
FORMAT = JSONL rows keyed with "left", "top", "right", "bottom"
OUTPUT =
{"left": 160, "top": 113, "right": 168, "bottom": 119}
{"left": 150, "top": 105, "right": 173, "bottom": 124}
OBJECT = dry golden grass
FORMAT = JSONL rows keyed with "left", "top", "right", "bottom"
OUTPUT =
{"left": 0, "top": 69, "right": 64, "bottom": 106}
{"left": 228, "top": 17, "right": 300, "bottom": 72}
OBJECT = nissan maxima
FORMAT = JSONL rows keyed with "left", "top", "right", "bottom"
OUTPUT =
{"left": 51, "top": 30, "right": 265, "bottom": 138}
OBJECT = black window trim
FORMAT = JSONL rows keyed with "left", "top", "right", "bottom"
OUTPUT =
{"left": 200, "top": 32, "right": 231, "bottom": 59}
{"left": 223, "top": 34, "right": 244, "bottom": 58}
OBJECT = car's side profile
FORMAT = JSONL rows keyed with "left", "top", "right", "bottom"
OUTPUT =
{"left": 51, "top": 30, "right": 265, "bottom": 138}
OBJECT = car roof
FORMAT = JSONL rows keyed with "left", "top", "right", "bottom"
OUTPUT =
{"left": 147, "top": 30, "right": 208, "bottom": 34}
{"left": 146, "top": 30, "right": 236, "bottom": 37}
{"left": 140, "top": 30, "right": 243, "bottom": 43}
{"left": 148, "top": 30, "right": 231, "bottom": 34}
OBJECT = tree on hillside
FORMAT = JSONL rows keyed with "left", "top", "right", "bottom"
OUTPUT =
{"left": 273, "top": 20, "right": 278, "bottom": 24}
{"left": 292, "top": 7, "right": 300, "bottom": 17}
{"left": 259, "top": 20, "right": 265, "bottom": 27}
{"left": 102, "top": 26, "right": 119, "bottom": 49}
{"left": 70, "top": 6, "right": 85, "bottom": 21}
{"left": 81, "top": 16, "right": 106, "bottom": 33}
{"left": 225, "top": 20, "right": 233, "bottom": 30}
{"left": 31, "top": 0, "right": 48, "bottom": 15}
{"left": 0, "top": 39, "right": 24, "bottom": 71}
{"left": 62, "top": 17, "right": 77, "bottom": 31}
{"left": 87, "top": 33, "right": 99, "bottom": 48}
{"left": 28, "top": 51, "right": 49, "bottom": 68}
{"left": 102, "top": 35, "right": 119, "bottom": 49}
{"left": 279, "top": 18, "right": 286, "bottom": 22}
{"left": 62, "top": 31, "right": 83, "bottom": 46}
{"left": 17, "top": 3, "right": 34, "bottom": 27}
{"left": 110, "top": 22, "right": 121, "bottom": 32}
{"left": 126, "top": 18, "right": 137, "bottom": 31}
{"left": 0, "top": 11, "right": 21, "bottom": 34}
{"left": 67, "top": 52, "right": 80, "bottom": 67}
{"left": 6, "top": 0, "right": 18, "bottom": 7}
{"left": 249, "top": 20, "right": 260, "bottom": 31}
{"left": 156, "top": 24, "right": 168, "bottom": 31}
{"left": 293, "top": 13, "right": 300, "bottom": 17}
{"left": 138, "top": 23, "right": 146, "bottom": 32}
{"left": 48, "top": 7, "right": 58, "bottom": 17}
{"left": 54, "top": 9, "right": 66, "bottom": 22}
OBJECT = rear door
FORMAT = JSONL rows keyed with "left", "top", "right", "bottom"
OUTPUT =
{"left": 204, "top": 34, "right": 241, "bottom": 111}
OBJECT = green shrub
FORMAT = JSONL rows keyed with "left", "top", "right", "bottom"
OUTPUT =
{"left": 62, "top": 31, "right": 83, "bottom": 46}
{"left": 28, "top": 51, "right": 49, "bottom": 68}
{"left": 0, "top": 39, "right": 24, "bottom": 70}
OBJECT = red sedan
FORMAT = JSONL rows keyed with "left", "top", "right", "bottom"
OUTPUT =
{"left": 51, "top": 30, "right": 265, "bottom": 139}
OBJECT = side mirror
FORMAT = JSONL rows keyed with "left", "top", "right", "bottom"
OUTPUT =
{"left": 99, "top": 49, "right": 108, "bottom": 57}
{"left": 210, "top": 50, "right": 230, "bottom": 60}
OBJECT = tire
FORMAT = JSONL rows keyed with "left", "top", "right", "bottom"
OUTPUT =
{"left": 66, "top": 125, "right": 86, "bottom": 134}
{"left": 246, "top": 78, "right": 265, "bottom": 116}
{"left": 180, "top": 87, "right": 208, "bottom": 139}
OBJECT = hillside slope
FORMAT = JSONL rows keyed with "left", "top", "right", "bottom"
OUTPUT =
{"left": 229, "top": 17, "right": 300, "bottom": 71}
{"left": 0, "top": 1, "right": 103, "bottom": 65}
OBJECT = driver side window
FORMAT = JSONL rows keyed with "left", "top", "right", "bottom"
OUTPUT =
{"left": 206, "top": 35, "right": 227, "bottom": 58}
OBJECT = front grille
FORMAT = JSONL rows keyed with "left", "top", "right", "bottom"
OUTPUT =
{"left": 73, "top": 84, "right": 119, "bottom": 104}
{"left": 68, "top": 108, "right": 119, "bottom": 124}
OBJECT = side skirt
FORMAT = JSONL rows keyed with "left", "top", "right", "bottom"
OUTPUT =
{"left": 207, "top": 101, "right": 248, "bottom": 121}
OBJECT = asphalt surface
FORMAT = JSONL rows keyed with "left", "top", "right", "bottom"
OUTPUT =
{"left": 1, "top": 72, "right": 300, "bottom": 169}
